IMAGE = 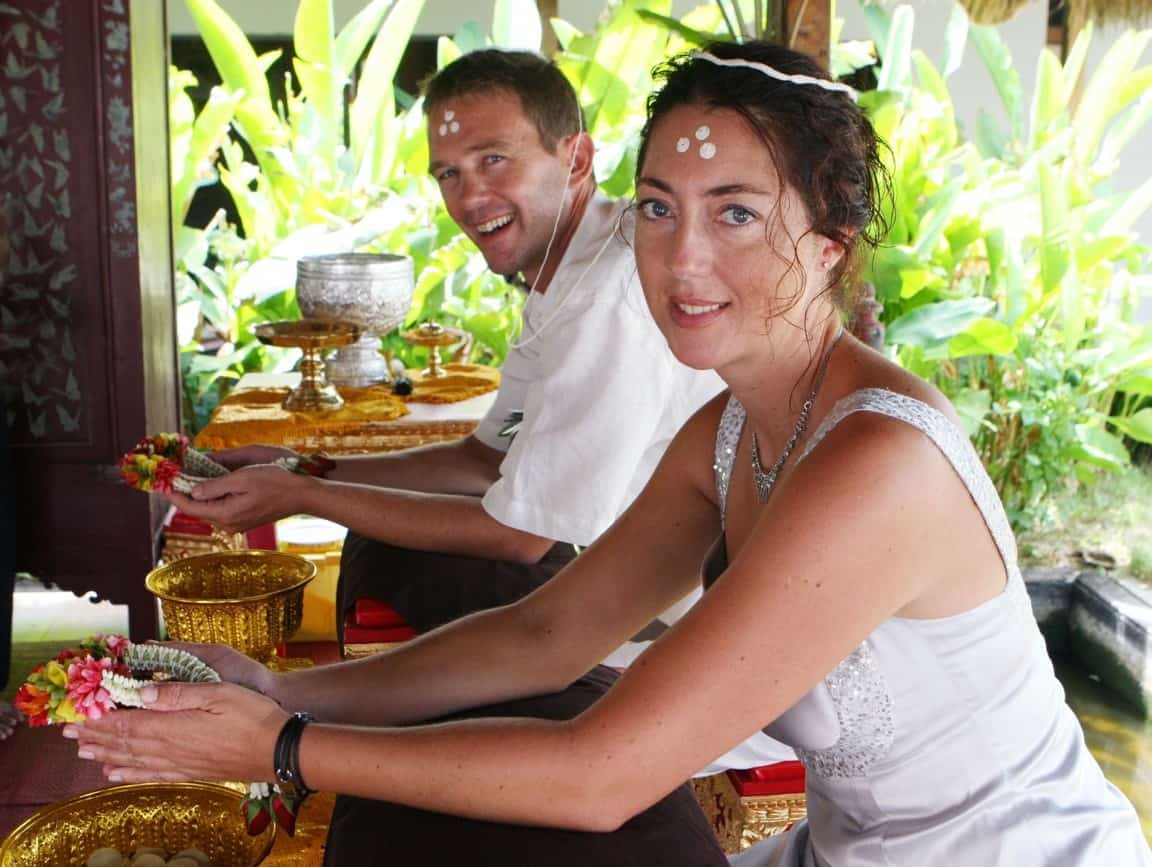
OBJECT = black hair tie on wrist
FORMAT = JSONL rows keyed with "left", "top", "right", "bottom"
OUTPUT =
{"left": 273, "top": 711, "right": 316, "bottom": 798}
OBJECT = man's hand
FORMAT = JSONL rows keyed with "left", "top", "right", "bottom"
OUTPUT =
{"left": 206, "top": 444, "right": 299, "bottom": 470}
{"left": 164, "top": 465, "right": 314, "bottom": 532}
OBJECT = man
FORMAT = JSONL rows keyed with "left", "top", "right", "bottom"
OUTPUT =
{"left": 170, "top": 50, "right": 722, "bottom": 659}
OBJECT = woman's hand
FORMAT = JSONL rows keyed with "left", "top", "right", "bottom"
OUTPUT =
{"left": 63, "top": 682, "right": 288, "bottom": 784}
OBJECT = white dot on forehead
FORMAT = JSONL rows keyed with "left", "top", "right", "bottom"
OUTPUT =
{"left": 450, "top": 121, "right": 460, "bottom": 133}
{"left": 444, "top": 110, "right": 455, "bottom": 121}
{"left": 695, "top": 125, "right": 711, "bottom": 140}
{"left": 676, "top": 137, "right": 690, "bottom": 153}
{"left": 699, "top": 142, "right": 717, "bottom": 160}
{"left": 438, "top": 123, "right": 448, "bottom": 136}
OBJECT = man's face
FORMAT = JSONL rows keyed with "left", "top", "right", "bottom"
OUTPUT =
{"left": 428, "top": 89, "right": 577, "bottom": 283}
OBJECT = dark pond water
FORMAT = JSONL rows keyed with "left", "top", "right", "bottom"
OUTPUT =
{"left": 1058, "top": 659, "right": 1152, "bottom": 838}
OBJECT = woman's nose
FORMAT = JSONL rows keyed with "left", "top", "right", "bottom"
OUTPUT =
{"left": 667, "top": 218, "right": 711, "bottom": 278}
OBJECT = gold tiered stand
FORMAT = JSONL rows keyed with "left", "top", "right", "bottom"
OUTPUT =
{"left": 253, "top": 319, "right": 360, "bottom": 410}
{"left": 402, "top": 320, "right": 465, "bottom": 378}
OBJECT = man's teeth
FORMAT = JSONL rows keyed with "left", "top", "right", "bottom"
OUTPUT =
{"left": 477, "top": 214, "right": 513, "bottom": 234}
{"left": 676, "top": 302, "right": 723, "bottom": 315}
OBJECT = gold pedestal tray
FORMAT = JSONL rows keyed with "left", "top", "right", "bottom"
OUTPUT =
{"left": 402, "top": 320, "right": 465, "bottom": 379}
{"left": 253, "top": 319, "right": 361, "bottom": 411}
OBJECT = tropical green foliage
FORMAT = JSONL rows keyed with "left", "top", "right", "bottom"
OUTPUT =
{"left": 857, "top": 3, "right": 1152, "bottom": 529}
{"left": 172, "top": 0, "right": 434, "bottom": 430}
{"left": 173, "top": 0, "right": 690, "bottom": 432}
{"left": 172, "top": 0, "right": 1152, "bottom": 535}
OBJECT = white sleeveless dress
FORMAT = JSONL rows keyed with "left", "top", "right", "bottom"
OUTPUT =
{"left": 711, "top": 389, "right": 1151, "bottom": 867}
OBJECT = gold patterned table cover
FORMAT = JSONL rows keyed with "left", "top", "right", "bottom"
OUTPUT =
{"left": 260, "top": 790, "right": 335, "bottom": 866}
{"left": 193, "top": 364, "right": 499, "bottom": 455}
{"left": 691, "top": 773, "right": 807, "bottom": 854}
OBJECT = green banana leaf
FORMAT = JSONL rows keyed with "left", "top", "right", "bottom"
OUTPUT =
{"left": 493, "top": 0, "right": 542, "bottom": 51}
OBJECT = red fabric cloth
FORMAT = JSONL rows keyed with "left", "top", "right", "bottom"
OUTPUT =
{"left": 340, "top": 599, "right": 417, "bottom": 644}
{"left": 163, "top": 509, "right": 277, "bottom": 550}
{"left": 342, "top": 623, "right": 418, "bottom": 645}
{"left": 353, "top": 599, "right": 410, "bottom": 628}
{"left": 727, "top": 761, "right": 806, "bottom": 796}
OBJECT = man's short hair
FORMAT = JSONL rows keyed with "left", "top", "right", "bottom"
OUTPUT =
{"left": 423, "top": 49, "right": 583, "bottom": 152}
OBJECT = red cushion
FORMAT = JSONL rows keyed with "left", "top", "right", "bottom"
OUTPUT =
{"left": 353, "top": 598, "right": 410, "bottom": 628}
{"left": 343, "top": 623, "right": 418, "bottom": 644}
{"left": 727, "top": 761, "right": 806, "bottom": 796}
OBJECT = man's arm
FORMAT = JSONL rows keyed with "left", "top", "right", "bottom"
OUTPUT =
{"left": 167, "top": 435, "right": 557, "bottom": 563}
{"left": 211, "top": 434, "right": 504, "bottom": 496}
{"left": 327, "top": 433, "right": 508, "bottom": 495}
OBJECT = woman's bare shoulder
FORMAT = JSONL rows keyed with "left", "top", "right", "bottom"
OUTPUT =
{"left": 837, "top": 345, "right": 964, "bottom": 429}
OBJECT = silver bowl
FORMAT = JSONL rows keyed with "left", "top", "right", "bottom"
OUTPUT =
{"left": 296, "top": 253, "right": 415, "bottom": 386}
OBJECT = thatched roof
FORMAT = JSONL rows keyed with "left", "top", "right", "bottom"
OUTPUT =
{"left": 959, "top": 0, "right": 1152, "bottom": 26}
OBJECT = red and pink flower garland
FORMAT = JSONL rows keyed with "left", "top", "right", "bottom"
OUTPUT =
{"left": 117, "top": 433, "right": 190, "bottom": 493}
{"left": 14, "top": 634, "right": 131, "bottom": 726}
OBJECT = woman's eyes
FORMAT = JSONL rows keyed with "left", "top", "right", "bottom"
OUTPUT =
{"left": 721, "top": 205, "right": 757, "bottom": 226}
{"left": 637, "top": 200, "right": 758, "bottom": 226}
{"left": 638, "top": 199, "right": 671, "bottom": 219}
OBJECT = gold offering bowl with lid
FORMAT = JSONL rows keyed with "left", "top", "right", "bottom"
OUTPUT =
{"left": 252, "top": 319, "right": 360, "bottom": 411}
{"left": 402, "top": 320, "right": 465, "bottom": 379}
{"left": 0, "top": 782, "right": 276, "bottom": 867}
{"left": 146, "top": 550, "right": 316, "bottom": 664}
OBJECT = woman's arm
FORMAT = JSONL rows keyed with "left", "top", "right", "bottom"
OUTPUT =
{"left": 69, "top": 408, "right": 723, "bottom": 801}
{"left": 185, "top": 403, "right": 726, "bottom": 727}
{"left": 76, "top": 411, "right": 994, "bottom": 832}
{"left": 287, "top": 412, "right": 995, "bottom": 828}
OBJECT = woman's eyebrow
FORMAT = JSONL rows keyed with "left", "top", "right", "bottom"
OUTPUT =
{"left": 636, "top": 176, "right": 772, "bottom": 198}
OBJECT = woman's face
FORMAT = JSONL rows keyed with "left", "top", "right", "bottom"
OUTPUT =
{"left": 634, "top": 104, "right": 838, "bottom": 373}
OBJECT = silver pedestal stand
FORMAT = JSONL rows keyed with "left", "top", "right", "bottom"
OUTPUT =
{"left": 296, "top": 253, "right": 415, "bottom": 387}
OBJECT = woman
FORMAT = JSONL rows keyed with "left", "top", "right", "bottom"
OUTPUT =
{"left": 69, "top": 43, "right": 1149, "bottom": 864}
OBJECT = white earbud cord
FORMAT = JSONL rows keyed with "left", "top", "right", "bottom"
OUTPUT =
{"left": 509, "top": 99, "right": 616, "bottom": 351}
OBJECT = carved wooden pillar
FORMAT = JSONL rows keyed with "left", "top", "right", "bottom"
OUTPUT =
{"left": 537, "top": 0, "right": 559, "bottom": 57}
{"left": 785, "top": 0, "right": 831, "bottom": 70}
{"left": 0, "top": 0, "right": 178, "bottom": 639}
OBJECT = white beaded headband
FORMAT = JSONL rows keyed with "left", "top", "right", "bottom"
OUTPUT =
{"left": 691, "top": 51, "right": 858, "bottom": 100}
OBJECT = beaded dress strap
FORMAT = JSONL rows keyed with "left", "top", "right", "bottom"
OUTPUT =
{"left": 796, "top": 388, "right": 1019, "bottom": 577}
{"left": 713, "top": 394, "right": 746, "bottom": 526}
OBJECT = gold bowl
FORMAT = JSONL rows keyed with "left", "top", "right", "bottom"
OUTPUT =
{"left": 0, "top": 782, "right": 275, "bottom": 867}
{"left": 146, "top": 551, "right": 317, "bottom": 662}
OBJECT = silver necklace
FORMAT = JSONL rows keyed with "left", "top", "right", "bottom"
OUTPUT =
{"left": 750, "top": 329, "right": 843, "bottom": 504}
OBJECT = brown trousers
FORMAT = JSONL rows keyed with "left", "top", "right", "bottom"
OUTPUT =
{"left": 337, "top": 531, "right": 577, "bottom": 637}
{"left": 328, "top": 537, "right": 727, "bottom": 864}
{"left": 322, "top": 666, "right": 728, "bottom": 866}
